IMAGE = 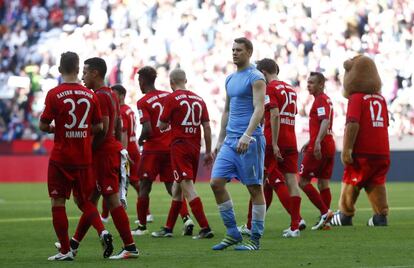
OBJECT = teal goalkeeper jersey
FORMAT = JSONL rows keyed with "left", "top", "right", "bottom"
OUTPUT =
{"left": 225, "top": 65, "right": 265, "bottom": 138}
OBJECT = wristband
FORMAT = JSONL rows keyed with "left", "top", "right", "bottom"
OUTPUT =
{"left": 242, "top": 133, "right": 252, "bottom": 139}
{"left": 242, "top": 133, "right": 256, "bottom": 142}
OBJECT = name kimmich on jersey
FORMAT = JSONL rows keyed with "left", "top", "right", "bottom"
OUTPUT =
{"left": 56, "top": 89, "right": 94, "bottom": 139}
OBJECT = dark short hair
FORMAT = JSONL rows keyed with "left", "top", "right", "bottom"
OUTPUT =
{"left": 111, "top": 84, "right": 126, "bottom": 96}
{"left": 256, "top": 58, "right": 279, "bottom": 75}
{"left": 84, "top": 57, "right": 107, "bottom": 78}
{"left": 59, "top": 51, "right": 79, "bottom": 74}
{"left": 137, "top": 66, "right": 157, "bottom": 85}
{"left": 310, "top": 71, "right": 326, "bottom": 84}
{"left": 234, "top": 37, "right": 253, "bottom": 52}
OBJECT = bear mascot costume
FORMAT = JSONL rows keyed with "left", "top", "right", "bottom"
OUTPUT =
{"left": 331, "top": 55, "right": 390, "bottom": 226}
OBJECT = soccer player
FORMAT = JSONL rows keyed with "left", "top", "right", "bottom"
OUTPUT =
{"left": 331, "top": 55, "right": 390, "bottom": 226}
{"left": 133, "top": 66, "right": 193, "bottom": 236}
{"left": 211, "top": 37, "right": 266, "bottom": 251}
{"left": 72, "top": 57, "right": 139, "bottom": 259}
{"left": 99, "top": 84, "right": 143, "bottom": 223}
{"left": 40, "top": 52, "right": 111, "bottom": 261}
{"left": 239, "top": 58, "right": 305, "bottom": 238}
{"left": 298, "top": 72, "right": 335, "bottom": 230}
{"left": 151, "top": 68, "right": 214, "bottom": 239}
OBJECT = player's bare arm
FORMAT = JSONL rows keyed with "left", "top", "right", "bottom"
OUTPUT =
{"left": 39, "top": 120, "right": 55, "bottom": 133}
{"left": 138, "top": 120, "right": 153, "bottom": 146}
{"left": 314, "top": 119, "right": 330, "bottom": 160}
{"left": 202, "top": 121, "right": 213, "bottom": 166}
{"left": 270, "top": 107, "right": 283, "bottom": 161}
{"left": 215, "top": 93, "right": 229, "bottom": 154}
{"left": 121, "top": 129, "right": 128, "bottom": 149}
{"left": 236, "top": 79, "right": 266, "bottom": 154}
{"left": 342, "top": 121, "right": 359, "bottom": 165}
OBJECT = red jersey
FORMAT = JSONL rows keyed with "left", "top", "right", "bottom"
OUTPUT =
{"left": 120, "top": 104, "right": 139, "bottom": 155}
{"left": 308, "top": 92, "right": 334, "bottom": 154}
{"left": 346, "top": 93, "right": 389, "bottom": 156}
{"left": 160, "top": 89, "right": 209, "bottom": 148}
{"left": 264, "top": 80, "right": 297, "bottom": 150}
{"left": 136, "top": 90, "right": 171, "bottom": 152}
{"left": 40, "top": 83, "right": 102, "bottom": 166}
{"left": 95, "top": 86, "right": 123, "bottom": 152}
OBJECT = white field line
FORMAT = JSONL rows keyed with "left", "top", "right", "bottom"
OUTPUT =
{"left": 359, "top": 264, "right": 414, "bottom": 268}
{"left": 1, "top": 206, "right": 414, "bottom": 224}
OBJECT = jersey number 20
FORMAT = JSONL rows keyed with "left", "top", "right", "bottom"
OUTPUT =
{"left": 180, "top": 100, "right": 202, "bottom": 134}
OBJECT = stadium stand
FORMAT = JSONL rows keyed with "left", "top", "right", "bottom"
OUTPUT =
{"left": 0, "top": 0, "right": 413, "bottom": 145}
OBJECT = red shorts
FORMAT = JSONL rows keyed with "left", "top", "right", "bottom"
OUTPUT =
{"left": 279, "top": 147, "right": 298, "bottom": 174}
{"left": 138, "top": 151, "right": 173, "bottom": 182}
{"left": 129, "top": 149, "right": 140, "bottom": 182}
{"left": 343, "top": 157, "right": 390, "bottom": 188}
{"left": 171, "top": 140, "right": 200, "bottom": 183}
{"left": 299, "top": 152, "right": 334, "bottom": 179}
{"left": 47, "top": 161, "right": 92, "bottom": 203}
{"left": 264, "top": 147, "right": 285, "bottom": 186}
{"left": 93, "top": 149, "right": 120, "bottom": 196}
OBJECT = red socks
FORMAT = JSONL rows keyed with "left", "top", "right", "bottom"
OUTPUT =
{"left": 274, "top": 183, "right": 291, "bottom": 214}
{"left": 303, "top": 184, "right": 328, "bottom": 214}
{"left": 189, "top": 197, "right": 209, "bottom": 229}
{"left": 52, "top": 206, "right": 69, "bottom": 254}
{"left": 137, "top": 196, "right": 149, "bottom": 225}
{"left": 165, "top": 200, "right": 182, "bottom": 230}
{"left": 110, "top": 205, "right": 134, "bottom": 246}
{"left": 74, "top": 201, "right": 105, "bottom": 242}
{"left": 180, "top": 199, "right": 190, "bottom": 218}
{"left": 101, "top": 199, "right": 109, "bottom": 219}
{"left": 290, "top": 196, "right": 301, "bottom": 230}
{"left": 320, "top": 188, "right": 332, "bottom": 209}
{"left": 246, "top": 199, "right": 253, "bottom": 230}
{"left": 84, "top": 202, "right": 105, "bottom": 234}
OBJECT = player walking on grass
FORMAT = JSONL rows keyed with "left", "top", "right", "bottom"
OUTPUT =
{"left": 151, "top": 68, "right": 214, "bottom": 239}
{"left": 70, "top": 57, "right": 138, "bottom": 260}
{"left": 100, "top": 84, "right": 143, "bottom": 224}
{"left": 40, "top": 52, "right": 110, "bottom": 261}
{"left": 299, "top": 72, "right": 335, "bottom": 230}
{"left": 133, "top": 66, "right": 194, "bottom": 236}
{"left": 210, "top": 37, "right": 266, "bottom": 251}
{"left": 239, "top": 58, "right": 305, "bottom": 238}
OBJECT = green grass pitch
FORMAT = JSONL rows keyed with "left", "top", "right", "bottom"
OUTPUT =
{"left": 0, "top": 182, "right": 413, "bottom": 268}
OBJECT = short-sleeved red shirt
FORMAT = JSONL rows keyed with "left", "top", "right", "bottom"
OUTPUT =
{"left": 136, "top": 90, "right": 171, "bottom": 152}
{"left": 120, "top": 104, "right": 139, "bottom": 155}
{"left": 307, "top": 92, "right": 334, "bottom": 154}
{"left": 264, "top": 80, "right": 297, "bottom": 150}
{"left": 94, "top": 87, "right": 123, "bottom": 152}
{"left": 346, "top": 93, "right": 389, "bottom": 156}
{"left": 40, "top": 83, "right": 102, "bottom": 166}
{"left": 159, "top": 89, "right": 209, "bottom": 148}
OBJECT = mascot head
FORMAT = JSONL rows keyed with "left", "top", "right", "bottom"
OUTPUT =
{"left": 342, "top": 55, "right": 381, "bottom": 98}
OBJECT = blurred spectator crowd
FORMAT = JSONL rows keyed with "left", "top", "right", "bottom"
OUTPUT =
{"left": 0, "top": 0, "right": 413, "bottom": 145}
